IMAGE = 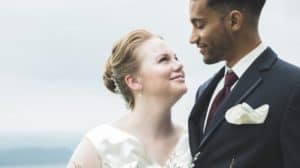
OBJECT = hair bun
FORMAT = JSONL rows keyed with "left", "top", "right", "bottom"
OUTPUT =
{"left": 103, "top": 58, "right": 118, "bottom": 93}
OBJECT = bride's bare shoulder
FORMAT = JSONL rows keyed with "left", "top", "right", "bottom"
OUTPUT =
{"left": 66, "top": 137, "right": 102, "bottom": 168}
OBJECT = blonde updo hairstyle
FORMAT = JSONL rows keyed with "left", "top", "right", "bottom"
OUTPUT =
{"left": 103, "top": 29, "right": 154, "bottom": 109}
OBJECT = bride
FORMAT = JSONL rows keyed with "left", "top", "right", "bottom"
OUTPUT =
{"left": 67, "top": 29, "right": 191, "bottom": 167}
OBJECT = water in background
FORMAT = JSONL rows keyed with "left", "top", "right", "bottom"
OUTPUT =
{"left": 1, "top": 164, "right": 65, "bottom": 168}
{"left": 0, "top": 132, "right": 83, "bottom": 168}
{"left": 0, "top": 164, "right": 67, "bottom": 168}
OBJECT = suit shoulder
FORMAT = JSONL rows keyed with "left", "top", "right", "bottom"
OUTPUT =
{"left": 277, "top": 58, "right": 300, "bottom": 71}
{"left": 275, "top": 58, "right": 300, "bottom": 79}
{"left": 195, "top": 77, "right": 213, "bottom": 100}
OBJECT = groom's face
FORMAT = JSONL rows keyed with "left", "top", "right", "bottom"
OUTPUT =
{"left": 189, "top": 0, "right": 233, "bottom": 64}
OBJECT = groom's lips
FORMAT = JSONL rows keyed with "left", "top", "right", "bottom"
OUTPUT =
{"left": 198, "top": 43, "right": 207, "bottom": 48}
{"left": 200, "top": 47, "right": 206, "bottom": 54}
{"left": 198, "top": 44, "right": 207, "bottom": 54}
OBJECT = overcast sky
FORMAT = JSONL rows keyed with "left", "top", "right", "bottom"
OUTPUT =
{"left": 1, "top": 0, "right": 300, "bottom": 133}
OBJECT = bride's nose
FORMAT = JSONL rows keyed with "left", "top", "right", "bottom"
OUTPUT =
{"left": 173, "top": 61, "right": 184, "bottom": 71}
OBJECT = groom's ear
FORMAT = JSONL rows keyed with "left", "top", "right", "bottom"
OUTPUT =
{"left": 225, "top": 10, "right": 243, "bottom": 32}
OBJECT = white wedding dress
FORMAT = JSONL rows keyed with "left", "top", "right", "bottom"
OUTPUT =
{"left": 85, "top": 124, "right": 192, "bottom": 168}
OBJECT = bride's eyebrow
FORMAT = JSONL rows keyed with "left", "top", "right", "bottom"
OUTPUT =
{"left": 156, "top": 53, "right": 169, "bottom": 59}
{"left": 155, "top": 53, "right": 169, "bottom": 60}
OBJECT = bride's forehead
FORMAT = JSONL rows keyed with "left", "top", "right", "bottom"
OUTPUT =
{"left": 136, "top": 38, "right": 172, "bottom": 57}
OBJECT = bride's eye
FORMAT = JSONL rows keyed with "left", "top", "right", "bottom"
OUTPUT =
{"left": 158, "top": 56, "right": 169, "bottom": 63}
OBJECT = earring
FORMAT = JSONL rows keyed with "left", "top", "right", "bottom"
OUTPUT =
{"left": 138, "top": 87, "right": 143, "bottom": 97}
{"left": 138, "top": 91, "right": 143, "bottom": 97}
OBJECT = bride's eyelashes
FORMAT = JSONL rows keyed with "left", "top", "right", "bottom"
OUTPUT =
{"left": 157, "top": 54, "right": 179, "bottom": 64}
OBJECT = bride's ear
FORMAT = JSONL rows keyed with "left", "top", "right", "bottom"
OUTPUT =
{"left": 124, "top": 74, "right": 143, "bottom": 92}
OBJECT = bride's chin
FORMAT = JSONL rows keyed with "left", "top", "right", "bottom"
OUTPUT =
{"left": 179, "top": 86, "right": 188, "bottom": 95}
{"left": 173, "top": 88, "right": 188, "bottom": 101}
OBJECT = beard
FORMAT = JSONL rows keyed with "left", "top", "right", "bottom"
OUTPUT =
{"left": 203, "top": 32, "right": 233, "bottom": 65}
{"left": 199, "top": 22, "right": 234, "bottom": 65}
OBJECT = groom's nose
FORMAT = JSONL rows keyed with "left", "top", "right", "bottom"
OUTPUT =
{"left": 190, "top": 28, "right": 200, "bottom": 44}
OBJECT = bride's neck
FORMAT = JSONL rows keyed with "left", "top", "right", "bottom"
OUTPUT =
{"left": 120, "top": 99, "right": 175, "bottom": 139}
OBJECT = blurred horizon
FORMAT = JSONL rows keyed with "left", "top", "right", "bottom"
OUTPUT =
{"left": 0, "top": 132, "right": 81, "bottom": 166}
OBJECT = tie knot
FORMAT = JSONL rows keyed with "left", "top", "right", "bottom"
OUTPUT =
{"left": 224, "top": 71, "right": 238, "bottom": 88}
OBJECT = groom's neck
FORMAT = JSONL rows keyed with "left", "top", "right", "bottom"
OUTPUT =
{"left": 226, "top": 28, "right": 261, "bottom": 67}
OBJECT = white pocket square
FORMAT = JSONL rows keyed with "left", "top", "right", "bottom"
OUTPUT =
{"left": 225, "top": 103, "right": 269, "bottom": 125}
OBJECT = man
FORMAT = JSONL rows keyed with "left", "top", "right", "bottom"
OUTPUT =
{"left": 188, "top": 0, "right": 300, "bottom": 167}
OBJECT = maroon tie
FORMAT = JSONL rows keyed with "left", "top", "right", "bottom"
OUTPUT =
{"left": 207, "top": 71, "right": 238, "bottom": 125}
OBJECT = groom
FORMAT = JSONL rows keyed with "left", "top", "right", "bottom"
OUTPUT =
{"left": 188, "top": 0, "right": 300, "bottom": 167}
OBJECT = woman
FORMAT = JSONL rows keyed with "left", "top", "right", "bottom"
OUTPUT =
{"left": 67, "top": 29, "right": 191, "bottom": 167}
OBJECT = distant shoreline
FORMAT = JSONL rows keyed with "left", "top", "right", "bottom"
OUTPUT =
{"left": 0, "top": 147, "right": 72, "bottom": 166}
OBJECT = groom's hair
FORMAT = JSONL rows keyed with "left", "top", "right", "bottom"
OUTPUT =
{"left": 206, "top": 0, "right": 266, "bottom": 25}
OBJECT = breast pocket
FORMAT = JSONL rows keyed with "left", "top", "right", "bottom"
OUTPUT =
{"left": 216, "top": 121, "right": 267, "bottom": 155}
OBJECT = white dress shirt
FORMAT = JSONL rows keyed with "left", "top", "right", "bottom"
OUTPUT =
{"left": 202, "top": 43, "right": 268, "bottom": 132}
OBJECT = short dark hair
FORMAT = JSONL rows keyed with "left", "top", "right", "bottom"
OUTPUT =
{"left": 206, "top": 0, "right": 266, "bottom": 22}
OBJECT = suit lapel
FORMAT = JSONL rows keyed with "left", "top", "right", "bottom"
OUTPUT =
{"left": 188, "top": 67, "right": 224, "bottom": 155}
{"left": 197, "top": 47, "right": 278, "bottom": 149}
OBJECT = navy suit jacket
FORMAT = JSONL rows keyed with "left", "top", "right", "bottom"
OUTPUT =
{"left": 188, "top": 47, "right": 300, "bottom": 168}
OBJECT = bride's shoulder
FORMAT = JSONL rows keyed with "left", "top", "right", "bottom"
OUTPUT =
{"left": 174, "top": 124, "right": 190, "bottom": 147}
{"left": 87, "top": 123, "right": 111, "bottom": 133}
{"left": 86, "top": 124, "right": 111, "bottom": 137}
{"left": 85, "top": 124, "right": 119, "bottom": 144}
{"left": 174, "top": 124, "right": 188, "bottom": 137}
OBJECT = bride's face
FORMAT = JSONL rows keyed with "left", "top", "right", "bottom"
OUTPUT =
{"left": 135, "top": 37, "right": 187, "bottom": 100}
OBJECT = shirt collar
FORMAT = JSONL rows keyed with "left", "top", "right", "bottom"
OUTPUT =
{"left": 225, "top": 43, "right": 268, "bottom": 78}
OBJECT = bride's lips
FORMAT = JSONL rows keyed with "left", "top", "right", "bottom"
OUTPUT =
{"left": 170, "top": 74, "right": 185, "bottom": 82}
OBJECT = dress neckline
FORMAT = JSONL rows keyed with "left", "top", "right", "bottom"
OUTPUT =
{"left": 103, "top": 124, "right": 186, "bottom": 167}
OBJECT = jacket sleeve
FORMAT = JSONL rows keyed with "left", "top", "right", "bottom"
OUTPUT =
{"left": 281, "top": 85, "right": 300, "bottom": 167}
